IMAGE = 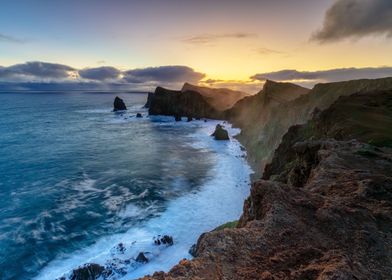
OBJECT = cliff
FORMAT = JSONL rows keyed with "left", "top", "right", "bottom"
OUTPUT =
{"left": 145, "top": 86, "right": 222, "bottom": 119}
{"left": 146, "top": 83, "right": 251, "bottom": 119}
{"left": 142, "top": 88, "right": 392, "bottom": 280}
{"left": 236, "top": 77, "right": 392, "bottom": 176}
{"left": 181, "top": 83, "right": 250, "bottom": 111}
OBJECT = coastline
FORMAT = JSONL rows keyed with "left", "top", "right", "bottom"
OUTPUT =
{"left": 34, "top": 118, "right": 253, "bottom": 280}
{"left": 140, "top": 79, "right": 392, "bottom": 279}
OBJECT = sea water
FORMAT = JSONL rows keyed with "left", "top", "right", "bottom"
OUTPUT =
{"left": 0, "top": 92, "right": 252, "bottom": 279}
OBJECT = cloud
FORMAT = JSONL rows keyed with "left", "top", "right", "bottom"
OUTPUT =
{"left": 79, "top": 66, "right": 121, "bottom": 81}
{"left": 251, "top": 67, "right": 392, "bottom": 86}
{"left": 0, "top": 33, "right": 25, "bottom": 44}
{"left": 312, "top": 0, "right": 392, "bottom": 42}
{"left": 0, "top": 61, "right": 75, "bottom": 81}
{"left": 256, "top": 47, "right": 285, "bottom": 56}
{"left": 182, "top": 33, "right": 257, "bottom": 45}
{"left": 123, "top": 66, "right": 205, "bottom": 84}
{"left": 0, "top": 62, "right": 206, "bottom": 91}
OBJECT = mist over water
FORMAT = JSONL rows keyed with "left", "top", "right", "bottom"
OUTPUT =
{"left": 0, "top": 92, "right": 251, "bottom": 279}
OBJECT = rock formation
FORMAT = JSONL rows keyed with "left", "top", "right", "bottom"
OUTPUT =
{"left": 141, "top": 88, "right": 392, "bottom": 280}
{"left": 181, "top": 83, "right": 251, "bottom": 111}
{"left": 113, "top": 96, "right": 127, "bottom": 111}
{"left": 228, "top": 77, "right": 392, "bottom": 177}
{"left": 146, "top": 83, "right": 251, "bottom": 119}
{"left": 211, "top": 124, "right": 229, "bottom": 140}
{"left": 146, "top": 86, "right": 221, "bottom": 119}
{"left": 69, "top": 263, "right": 107, "bottom": 280}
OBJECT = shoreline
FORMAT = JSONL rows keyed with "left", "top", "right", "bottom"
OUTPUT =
{"left": 34, "top": 118, "right": 253, "bottom": 280}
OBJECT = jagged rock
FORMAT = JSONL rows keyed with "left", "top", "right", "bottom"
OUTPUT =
{"left": 70, "top": 263, "right": 106, "bottom": 280}
{"left": 136, "top": 252, "right": 149, "bottom": 263}
{"left": 161, "top": 235, "right": 174, "bottom": 246}
{"left": 147, "top": 86, "right": 222, "bottom": 119}
{"left": 136, "top": 113, "right": 142, "bottom": 118}
{"left": 211, "top": 124, "right": 229, "bottom": 140}
{"left": 154, "top": 235, "right": 174, "bottom": 246}
{"left": 113, "top": 96, "right": 127, "bottom": 111}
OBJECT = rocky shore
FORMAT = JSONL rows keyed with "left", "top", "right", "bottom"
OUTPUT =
{"left": 142, "top": 79, "right": 392, "bottom": 279}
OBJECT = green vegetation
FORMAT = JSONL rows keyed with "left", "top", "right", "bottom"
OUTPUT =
{"left": 214, "top": 220, "right": 238, "bottom": 231}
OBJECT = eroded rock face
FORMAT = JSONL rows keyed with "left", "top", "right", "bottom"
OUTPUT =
{"left": 147, "top": 86, "right": 222, "bottom": 119}
{"left": 211, "top": 124, "right": 229, "bottom": 140}
{"left": 70, "top": 263, "right": 107, "bottom": 280}
{"left": 113, "top": 96, "right": 127, "bottom": 111}
{"left": 142, "top": 140, "right": 392, "bottom": 279}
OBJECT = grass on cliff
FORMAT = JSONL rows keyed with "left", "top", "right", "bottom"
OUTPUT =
{"left": 213, "top": 220, "right": 238, "bottom": 231}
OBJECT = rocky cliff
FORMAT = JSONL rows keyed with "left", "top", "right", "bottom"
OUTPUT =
{"left": 237, "top": 77, "right": 392, "bottom": 176}
{"left": 141, "top": 88, "right": 392, "bottom": 280}
{"left": 181, "top": 83, "right": 250, "bottom": 111}
{"left": 146, "top": 83, "right": 251, "bottom": 119}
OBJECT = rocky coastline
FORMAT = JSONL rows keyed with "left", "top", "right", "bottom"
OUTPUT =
{"left": 141, "top": 78, "right": 392, "bottom": 279}
{"left": 68, "top": 78, "right": 392, "bottom": 279}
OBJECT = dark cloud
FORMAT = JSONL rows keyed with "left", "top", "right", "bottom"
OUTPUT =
{"left": 0, "top": 33, "right": 25, "bottom": 44}
{"left": 79, "top": 66, "right": 121, "bottom": 81}
{"left": 251, "top": 67, "right": 392, "bottom": 85}
{"left": 312, "top": 0, "right": 392, "bottom": 42}
{"left": 182, "top": 33, "right": 257, "bottom": 45}
{"left": 123, "top": 66, "right": 205, "bottom": 83}
{"left": 0, "top": 61, "right": 75, "bottom": 80}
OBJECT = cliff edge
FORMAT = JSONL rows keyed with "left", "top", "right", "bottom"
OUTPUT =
{"left": 141, "top": 88, "right": 392, "bottom": 280}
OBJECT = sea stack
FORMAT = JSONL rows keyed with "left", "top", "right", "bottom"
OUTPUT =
{"left": 113, "top": 96, "right": 127, "bottom": 111}
{"left": 211, "top": 124, "right": 229, "bottom": 140}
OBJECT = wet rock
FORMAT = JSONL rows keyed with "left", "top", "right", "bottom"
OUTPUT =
{"left": 136, "top": 252, "right": 149, "bottom": 263}
{"left": 154, "top": 235, "right": 174, "bottom": 246}
{"left": 174, "top": 114, "right": 182, "bottom": 121}
{"left": 187, "top": 116, "right": 193, "bottom": 122}
{"left": 70, "top": 263, "right": 106, "bottom": 280}
{"left": 113, "top": 96, "right": 127, "bottom": 111}
{"left": 161, "top": 235, "right": 174, "bottom": 246}
{"left": 211, "top": 124, "right": 229, "bottom": 140}
{"left": 188, "top": 244, "right": 197, "bottom": 257}
{"left": 115, "top": 242, "right": 126, "bottom": 253}
{"left": 136, "top": 113, "right": 143, "bottom": 118}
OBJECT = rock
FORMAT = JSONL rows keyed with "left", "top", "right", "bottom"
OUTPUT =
{"left": 147, "top": 86, "right": 222, "bottom": 119}
{"left": 136, "top": 252, "right": 149, "bottom": 263}
{"left": 136, "top": 113, "right": 142, "bottom": 118}
{"left": 113, "top": 96, "right": 127, "bottom": 111}
{"left": 161, "top": 235, "right": 174, "bottom": 246}
{"left": 174, "top": 114, "right": 182, "bottom": 121}
{"left": 187, "top": 116, "right": 193, "bottom": 122}
{"left": 211, "top": 124, "right": 229, "bottom": 140}
{"left": 70, "top": 263, "right": 106, "bottom": 280}
{"left": 154, "top": 235, "right": 174, "bottom": 246}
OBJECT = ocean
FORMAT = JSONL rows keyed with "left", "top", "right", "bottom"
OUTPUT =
{"left": 0, "top": 91, "right": 252, "bottom": 280}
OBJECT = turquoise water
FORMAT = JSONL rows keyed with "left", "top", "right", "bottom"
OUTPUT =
{"left": 0, "top": 92, "right": 251, "bottom": 279}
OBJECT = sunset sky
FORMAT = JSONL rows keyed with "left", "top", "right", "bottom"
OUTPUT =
{"left": 1, "top": 0, "right": 392, "bottom": 91}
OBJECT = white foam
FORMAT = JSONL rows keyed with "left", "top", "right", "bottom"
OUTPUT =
{"left": 34, "top": 120, "right": 252, "bottom": 280}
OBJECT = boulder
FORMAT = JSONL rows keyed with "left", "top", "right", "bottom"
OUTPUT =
{"left": 174, "top": 114, "right": 182, "bottom": 122}
{"left": 136, "top": 252, "right": 149, "bottom": 263}
{"left": 211, "top": 124, "right": 229, "bottom": 140}
{"left": 136, "top": 113, "right": 143, "bottom": 118}
{"left": 187, "top": 116, "right": 193, "bottom": 122}
{"left": 70, "top": 263, "right": 106, "bottom": 280}
{"left": 113, "top": 96, "right": 127, "bottom": 111}
{"left": 154, "top": 235, "right": 174, "bottom": 246}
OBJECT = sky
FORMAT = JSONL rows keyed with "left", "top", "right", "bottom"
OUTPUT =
{"left": 1, "top": 0, "right": 392, "bottom": 92}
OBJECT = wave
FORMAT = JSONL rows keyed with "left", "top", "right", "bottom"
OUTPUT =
{"left": 34, "top": 121, "right": 252, "bottom": 280}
